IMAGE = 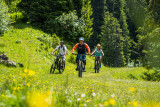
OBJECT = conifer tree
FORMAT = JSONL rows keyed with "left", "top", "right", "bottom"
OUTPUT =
{"left": 101, "top": 12, "right": 125, "bottom": 67}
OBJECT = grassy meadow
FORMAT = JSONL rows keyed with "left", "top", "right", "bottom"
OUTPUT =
{"left": 0, "top": 24, "right": 160, "bottom": 107}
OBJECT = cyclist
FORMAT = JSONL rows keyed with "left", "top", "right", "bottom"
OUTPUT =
{"left": 72, "top": 37, "right": 90, "bottom": 72}
{"left": 51, "top": 41, "right": 67, "bottom": 69}
{"left": 91, "top": 44, "right": 104, "bottom": 68}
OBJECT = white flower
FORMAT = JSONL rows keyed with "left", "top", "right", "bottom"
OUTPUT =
{"left": 77, "top": 98, "right": 81, "bottom": 101}
{"left": 74, "top": 92, "right": 78, "bottom": 95}
{"left": 68, "top": 99, "right": 72, "bottom": 103}
{"left": 111, "top": 94, "right": 115, "bottom": 98}
{"left": 92, "top": 93, "right": 96, "bottom": 97}
{"left": 81, "top": 93, "right": 85, "bottom": 98}
{"left": 84, "top": 103, "right": 87, "bottom": 106}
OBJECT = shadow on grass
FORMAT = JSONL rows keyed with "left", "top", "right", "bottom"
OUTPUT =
{"left": 13, "top": 22, "right": 32, "bottom": 29}
{"left": 0, "top": 43, "right": 5, "bottom": 47}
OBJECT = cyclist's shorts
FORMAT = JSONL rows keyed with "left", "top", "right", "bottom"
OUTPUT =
{"left": 57, "top": 54, "right": 65, "bottom": 62}
{"left": 76, "top": 54, "right": 86, "bottom": 61}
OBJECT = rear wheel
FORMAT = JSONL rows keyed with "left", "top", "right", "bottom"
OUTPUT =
{"left": 50, "top": 61, "right": 56, "bottom": 74}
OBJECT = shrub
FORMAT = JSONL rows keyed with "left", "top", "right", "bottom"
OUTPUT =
{"left": 0, "top": 1, "right": 10, "bottom": 34}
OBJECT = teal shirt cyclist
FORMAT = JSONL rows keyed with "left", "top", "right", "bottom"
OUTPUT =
{"left": 91, "top": 44, "right": 104, "bottom": 68}
{"left": 94, "top": 48, "right": 103, "bottom": 56}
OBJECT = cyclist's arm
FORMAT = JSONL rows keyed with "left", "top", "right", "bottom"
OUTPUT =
{"left": 72, "top": 43, "right": 78, "bottom": 53}
{"left": 85, "top": 44, "right": 90, "bottom": 54}
{"left": 64, "top": 46, "right": 67, "bottom": 56}
{"left": 102, "top": 51, "right": 104, "bottom": 56}
{"left": 91, "top": 50, "right": 96, "bottom": 56}
{"left": 51, "top": 46, "right": 59, "bottom": 54}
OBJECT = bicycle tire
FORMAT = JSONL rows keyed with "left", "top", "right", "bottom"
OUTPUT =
{"left": 78, "top": 61, "right": 83, "bottom": 77}
{"left": 59, "top": 60, "right": 64, "bottom": 74}
{"left": 97, "top": 61, "right": 100, "bottom": 73}
{"left": 50, "top": 61, "right": 56, "bottom": 74}
{"left": 95, "top": 61, "right": 97, "bottom": 73}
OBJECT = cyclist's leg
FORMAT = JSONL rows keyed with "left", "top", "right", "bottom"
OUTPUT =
{"left": 94, "top": 56, "right": 97, "bottom": 69}
{"left": 82, "top": 55, "right": 86, "bottom": 71}
{"left": 56, "top": 54, "right": 60, "bottom": 62}
{"left": 99, "top": 56, "right": 102, "bottom": 68}
{"left": 76, "top": 54, "right": 80, "bottom": 70}
{"left": 62, "top": 56, "right": 65, "bottom": 69}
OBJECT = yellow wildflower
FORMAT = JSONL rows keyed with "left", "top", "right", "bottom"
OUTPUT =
{"left": 22, "top": 73, "right": 26, "bottom": 77}
{"left": 27, "top": 92, "right": 54, "bottom": 107}
{"left": 24, "top": 69, "right": 28, "bottom": 73}
{"left": 28, "top": 70, "right": 35, "bottom": 76}
{"left": 129, "top": 87, "right": 135, "bottom": 92}
{"left": 87, "top": 99, "right": 91, "bottom": 102}
{"left": 109, "top": 99, "right": 116, "bottom": 106}
{"left": 27, "top": 83, "right": 31, "bottom": 87}
{"left": 13, "top": 87, "right": 17, "bottom": 90}
{"left": 17, "top": 87, "right": 20, "bottom": 90}
{"left": 1, "top": 94, "right": 4, "bottom": 97}
{"left": 133, "top": 101, "right": 138, "bottom": 107}
{"left": 13, "top": 79, "right": 16, "bottom": 82}
{"left": 104, "top": 101, "right": 109, "bottom": 106}
{"left": 128, "top": 102, "right": 131, "bottom": 104}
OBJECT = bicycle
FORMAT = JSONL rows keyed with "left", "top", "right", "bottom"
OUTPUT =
{"left": 73, "top": 53, "right": 87, "bottom": 77}
{"left": 92, "top": 55, "right": 100, "bottom": 73}
{"left": 50, "top": 55, "right": 65, "bottom": 74}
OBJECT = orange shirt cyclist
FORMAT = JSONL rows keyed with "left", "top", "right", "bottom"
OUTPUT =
{"left": 72, "top": 37, "right": 90, "bottom": 72}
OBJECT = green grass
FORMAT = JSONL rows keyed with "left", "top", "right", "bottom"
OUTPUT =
{"left": 0, "top": 24, "right": 160, "bottom": 107}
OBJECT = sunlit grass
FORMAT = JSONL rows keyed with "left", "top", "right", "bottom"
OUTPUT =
{"left": 0, "top": 25, "right": 160, "bottom": 106}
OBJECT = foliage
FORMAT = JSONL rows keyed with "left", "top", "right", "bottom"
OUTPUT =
{"left": 119, "top": 0, "right": 131, "bottom": 64}
{"left": 48, "top": 11, "right": 86, "bottom": 42}
{"left": 138, "top": 28, "right": 160, "bottom": 68}
{"left": 88, "top": 0, "right": 105, "bottom": 49}
{"left": 149, "top": 0, "right": 160, "bottom": 24}
{"left": 0, "top": 1, "right": 10, "bottom": 34}
{"left": 10, "top": 12, "right": 23, "bottom": 23}
{"left": 18, "top": 0, "right": 93, "bottom": 41}
{"left": 141, "top": 69, "right": 160, "bottom": 81}
{"left": 101, "top": 12, "right": 125, "bottom": 67}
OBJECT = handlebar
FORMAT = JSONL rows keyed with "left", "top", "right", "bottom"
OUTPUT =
{"left": 72, "top": 53, "right": 90, "bottom": 55}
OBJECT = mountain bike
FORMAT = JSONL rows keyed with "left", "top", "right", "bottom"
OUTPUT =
{"left": 73, "top": 53, "right": 87, "bottom": 77}
{"left": 92, "top": 55, "right": 100, "bottom": 73}
{"left": 50, "top": 55, "right": 65, "bottom": 74}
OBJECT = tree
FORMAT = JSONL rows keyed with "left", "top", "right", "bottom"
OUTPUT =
{"left": 119, "top": 0, "right": 131, "bottom": 64}
{"left": 149, "top": 0, "right": 160, "bottom": 24}
{"left": 88, "top": 0, "right": 105, "bottom": 49}
{"left": 101, "top": 12, "right": 125, "bottom": 67}
{"left": 51, "top": 11, "right": 86, "bottom": 42}
{"left": 0, "top": 1, "right": 10, "bottom": 34}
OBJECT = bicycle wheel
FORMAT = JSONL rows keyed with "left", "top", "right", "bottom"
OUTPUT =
{"left": 59, "top": 60, "right": 64, "bottom": 74}
{"left": 50, "top": 61, "right": 56, "bottom": 74}
{"left": 78, "top": 61, "right": 83, "bottom": 77}
{"left": 97, "top": 61, "right": 100, "bottom": 73}
{"left": 95, "top": 61, "right": 97, "bottom": 73}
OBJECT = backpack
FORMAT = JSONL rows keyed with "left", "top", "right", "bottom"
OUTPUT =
{"left": 58, "top": 45, "right": 66, "bottom": 52}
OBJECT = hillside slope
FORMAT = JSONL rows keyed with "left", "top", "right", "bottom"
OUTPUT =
{"left": 0, "top": 25, "right": 160, "bottom": 107}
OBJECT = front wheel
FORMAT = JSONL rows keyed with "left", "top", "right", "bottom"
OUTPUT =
{"left": 78, "top": 61, "right": 83, "bottom": 77}
{"left": 50, "top": 61, "right": 56, "bottom": 74}
{"left": 59, "top": 61, "right": 65, "bottom": 74}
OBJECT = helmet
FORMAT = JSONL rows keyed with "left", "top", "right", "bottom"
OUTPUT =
{"left": 97, "top": 44, "right": 101, "bottom": 47}
{"left": 60, "top": 41, "right": 64, "bottom": 44}
{"left": 79, "top": 37, "right": 84, "bottom": 41}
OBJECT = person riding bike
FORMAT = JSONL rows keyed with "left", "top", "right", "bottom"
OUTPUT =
{"left": 72, "top": 37, "right": 90, "bottom": 72}
{"left": 51, "top": 41, "right": 67, "bottom": 69}
{"left": 91, "top": 44, "right": 104, "bottom": 68}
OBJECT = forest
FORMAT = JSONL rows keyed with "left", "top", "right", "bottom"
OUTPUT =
{"left": 0, "top": 0, "right": 160, "bottom": 106}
